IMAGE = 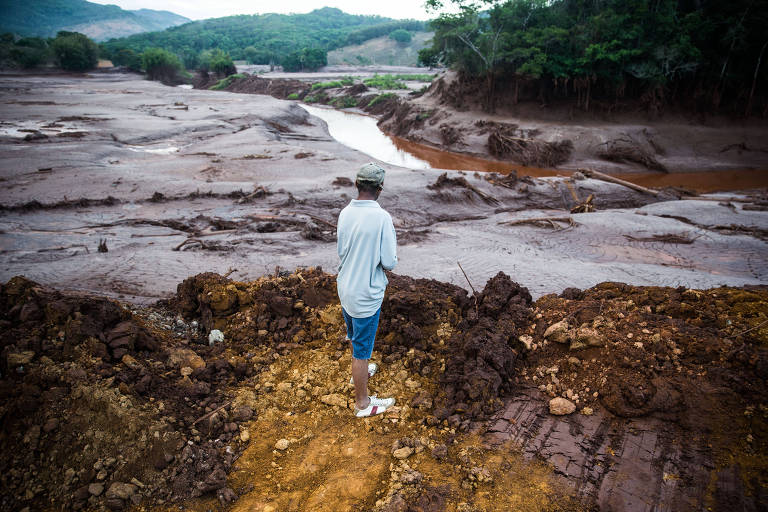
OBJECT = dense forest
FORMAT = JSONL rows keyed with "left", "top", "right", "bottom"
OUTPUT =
{"left": 421, "top": 0, "right": 768, "bottom": 116}
{"left": 100, "top": 8, "right": 426, "bottom": 70}
{"left": 0, "top": 0, "right": 188, "bottom": 40}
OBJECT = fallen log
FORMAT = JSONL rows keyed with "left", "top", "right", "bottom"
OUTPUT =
{"left": 578, "top": 168, "right": 660, "bottom": 197}
{"left": 498, "top": 216, "right": 577, "bottom": 230}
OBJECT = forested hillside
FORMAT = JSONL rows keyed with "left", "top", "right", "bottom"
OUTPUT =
{"left": 0, "top": 0, "right": 189, "bottom": 40}
{"left": 101, "top": 8, "right": 426, "bottom": 70}
{"left": 421, "top": 0, "right": 768, "bottom": 116}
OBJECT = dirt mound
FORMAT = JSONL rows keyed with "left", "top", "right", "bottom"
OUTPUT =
{"left": 194, "top": 74, "right": 309, "bottom": 99}
{"left": 486, "top": 122, "right": 573, "bottom": 167}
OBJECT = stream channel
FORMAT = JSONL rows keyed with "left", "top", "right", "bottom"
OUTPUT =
{"left": 301, "top": 104, "right": 768, "bottom": 193}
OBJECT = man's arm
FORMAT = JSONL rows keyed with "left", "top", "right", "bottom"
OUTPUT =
{"left": 380, "top": 215, "right": 397, "bottom": 270}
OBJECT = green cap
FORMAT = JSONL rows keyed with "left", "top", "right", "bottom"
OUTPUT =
{"left": 356, "top": 162, "right": 385, "bottom": 187}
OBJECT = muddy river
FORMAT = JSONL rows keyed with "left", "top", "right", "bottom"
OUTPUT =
{"left": 302, "top": 104, "right": 768, "bottom": 193}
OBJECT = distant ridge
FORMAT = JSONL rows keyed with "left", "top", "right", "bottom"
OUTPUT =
{"left": 0, "top": 0, "right": 190, "bottom": 41}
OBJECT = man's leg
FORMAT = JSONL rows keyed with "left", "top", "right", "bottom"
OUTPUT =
{"left": 351, "top": 358, "right": 370, "bottom": 410}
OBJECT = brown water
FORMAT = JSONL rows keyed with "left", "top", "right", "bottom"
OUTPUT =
{"left": 392, "top": 135, "right": 768, "bottom": 193}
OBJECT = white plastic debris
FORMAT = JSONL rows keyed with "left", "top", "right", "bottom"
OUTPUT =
{"left": 208, "top": 329, "right": 224, "bottom": 346}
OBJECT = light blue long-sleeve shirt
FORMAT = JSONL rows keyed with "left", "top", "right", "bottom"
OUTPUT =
{"left": 336, "top": 199, "right": 398, "bottom": 318}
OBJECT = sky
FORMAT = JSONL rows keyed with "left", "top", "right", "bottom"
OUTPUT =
{"left": 88, "top": 0, "right": 447, "bottom": 21}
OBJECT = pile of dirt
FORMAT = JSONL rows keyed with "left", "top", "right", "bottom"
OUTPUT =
{"left": 2, "top": 270, "right": 766, "bottom": 511}
{"left": 193, "top": 73, "right": 310, "bottom": 99}
{"left": 596, "top": 136, "right": 667, "bottom": 172}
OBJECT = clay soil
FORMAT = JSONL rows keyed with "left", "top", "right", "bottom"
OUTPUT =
{"left": 2, "top": 269, "right": 766, "bottom": 511}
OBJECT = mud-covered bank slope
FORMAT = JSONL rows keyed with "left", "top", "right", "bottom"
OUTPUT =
{"left": 1, "top": 270, "right": 766, "bottom": 511}
{"left": 379, "top": 71, "right": 768, "bottom": 174}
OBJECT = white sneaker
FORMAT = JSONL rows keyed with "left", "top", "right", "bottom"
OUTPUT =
{"left": 354, "top": 396, "right": 395, "bottom": 417}
{"left": 349, "top": 363, "right": 378, "bottom": 385}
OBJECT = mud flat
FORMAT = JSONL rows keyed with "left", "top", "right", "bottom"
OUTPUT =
{"left": 1, "top": 72, "right": 767, "bottom": 303}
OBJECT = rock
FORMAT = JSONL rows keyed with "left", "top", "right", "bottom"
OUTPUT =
{"left": 431, "top": 444, "right": 448, "bottom": 460}
{"left": 571, "top": 327, "right": 604, "bottom": 350}
{"left": 582, "top": 406, "right": 594, "bottom": 416}
{"left": 275, "top": 438, "right": 290, "bottom": 450}
{"left": 217, "top": 487, "right": 238, "bottom": 506}
{"left": 88, "top": 483, "right": 104, "bottom": 496}
{"left": 405, "top": 378, "right": 421, "bottom": 389}
{"left": 567, "top": 356, "right": 581, "bottom": 366}
{"left": 42, "top": 418, "right": 59, "bottom": 433}
{"left": 167, "top": 348, "right": 205, "bottom": 370}
{"left": 7, "top": 350, "right": 35, "bottom": 367}
{"left": 518, "top": 335, "right": 533, "bottom": 350}
{"left": 239, "top": 429, "right": 250, "bottom": 442}
{"left": 543, "top": 320, "right": 570, "bottom": 343}
{"left": 106, "top": 482, "right": 137, "bottom": 501}
{"left": 276, "top": 382, "right": 292, "bottom": 392}
{"left": 233, "top": 406, "right": 253, "bottom": 421}
{"left": 180, "top": 366, "right": 193, "bottom": 377}
{"left": 208, "top": 329, "right": 224, "bottom": 346}
{"left": 549, "top": 397, "right": 576, "bottom": 416}
{"left": 392, "top": 447, "right": 413, "bottom": 459}
{"left": 400, "top": 470, "right": 423, "bottom": 484}
{"left": 121, "top": 354, "right": 141, "bottom": 371}
{"left": 320, "top": 393, "right": 348, "bottom": 408}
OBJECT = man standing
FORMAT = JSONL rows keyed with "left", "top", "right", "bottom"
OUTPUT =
{"left": 337, "top": 162, "right": 397, "bottom": 418}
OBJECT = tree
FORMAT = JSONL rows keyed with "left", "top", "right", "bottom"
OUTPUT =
{"left": 198, "top": 48, "right": 236, "bottom": 75}
{"left": 142, "top": 47, "right": 184, "bottom": 84}
{"left": 281, "top": 47, "right": 327, "bottom": 72}
{"left": 51, "top": 31, "right": 98, "bottom": 71}
{"left": 389, "top": 29, "right": 412, "bottom": 44}
{"left": 112, "top": 48, "right": 142, "bottom": 71}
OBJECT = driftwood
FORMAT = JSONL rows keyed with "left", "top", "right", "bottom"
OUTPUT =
{"left": 499, "top": 216, "right": 576, "bottom": 230}
{"left": 578, "top": 168, "right": 660, "bottom": 197}
{"left": 429, "top": 173, "right": 500, "bottom": 205}
{"left": 570, "top": 194, "right": 595, "bottom": 213}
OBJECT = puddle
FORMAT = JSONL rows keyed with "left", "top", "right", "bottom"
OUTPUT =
{"left": 127, "top": 145, "right": 181, "bottom": 155}
{"left": 301, "top": 105, "right": 768, "bottom": 193}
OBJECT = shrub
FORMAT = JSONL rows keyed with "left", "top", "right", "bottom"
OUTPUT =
{"left": 142, "top": 47, "right": 185, "bottom": 84}
{"left": 388, "top": 29, "right": 412, "bottom": 44}
{"left": 367, "top": 93, "right": 397, "bottom": 107}
{"left": 282, "top": 47, "right": 327, "bottom": 72}
{"left": 331, "top": 96, "right": 357, "bottom": 108}
{"left": 363, "top": 75, "right": 407, "bottom": 90}
{"left": 112, "top": 49, "right": 142, "bottom": 71}
{"left": 209, "top": 73, "right": 246, "bottom": 90}
{"left": 287, "top": 93, "right": 299, "bottom": 100}
{"left": 199, "top": 49, "right": 236, "bottom": 76}
{"left": 51, "top": 31, "right": 98, "bottom": 72}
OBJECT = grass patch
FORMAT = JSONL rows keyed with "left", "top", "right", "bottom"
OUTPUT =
{"left": 363, "top": 74, "right": 408, "bottom": 90}
{"left": 330, "top": 96, "right": 357, "bottom": 108}
{"left": 310, "top": 77, "right": 354, "bottom": 90}
{"left": 286, "top": 93, "right": 299, "bottom": 100}
{"left": 367, "top": 93, "right": 397, "bottom": 107}
{"left": 392, "top": 73, "right": 436, "bottom": 82}
{"left": 209, "top": 73, "right": 247, "bottom": 90}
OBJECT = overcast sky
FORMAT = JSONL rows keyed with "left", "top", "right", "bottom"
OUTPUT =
{"left": 89, "top": 0, "right": 447, "bottom": 21}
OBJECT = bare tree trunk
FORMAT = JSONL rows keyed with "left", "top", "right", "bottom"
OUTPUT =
{"left": 746, "top": 40, "right": 768, "bottom": 117}
{"left": 514, "top": 78, "right": 519, "bottom": 105}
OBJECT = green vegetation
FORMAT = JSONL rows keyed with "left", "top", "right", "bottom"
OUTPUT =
{"left": 367, "top": 93, "right": 397, "bottom": 107}
{"left": 0, "top": 0, "right": 189, "bottom": 40}
{"left": 327, "top": 31, "right": 433, "bottom": 68}
{"left": 286, "top": 93, "right": 300, "bottom": 100}
{"left": 363, "top": 75, "right": 408, "bottom": 90}
{"left": 391, "top": 74, "right": 436, "bottom": 82}
{"left": 330, "top": 96, "right": 358, "bottom": 108}
{"left": 424, "top": 0, "right": 768, "bottom": 115}
{"left": 389, "top": 29, "right": 412, "bottom": 44}
{"left": 198, "top": 49, "right": 236, "bottom": 76}
{"left": 51, "top": 31, "right": 98, "bottom": 71}
{"left": 142, "top": 47, "right": 185, "bottom": 84}
{"left": 311, "top": 77, "right": 354, "bottom": 90}
{"left": 209, "top": 73, "right": 246, "bottom": 90}
{"left": 303, "top": 95, "right": 319, "bottom": 103}
{"left": 101, "top": 8, "right": 427, "bottom": 73}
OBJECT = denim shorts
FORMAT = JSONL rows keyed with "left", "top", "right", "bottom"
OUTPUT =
{"left": 342, "top": 307, "right": 381, "bottom": 360}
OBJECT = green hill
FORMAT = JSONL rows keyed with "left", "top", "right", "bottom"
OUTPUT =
{"left": 328, "top": 32, "right": 433, "bottom": 67}
{"left": 100, "top": 8, "right": 426, "bottom": 68}
{"left": 0, "top": 0, "right": 189, "bottom": 41}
